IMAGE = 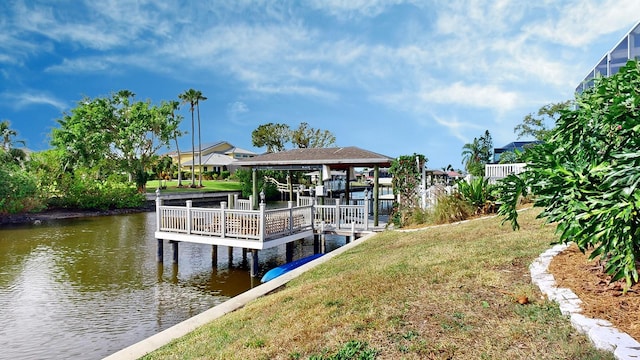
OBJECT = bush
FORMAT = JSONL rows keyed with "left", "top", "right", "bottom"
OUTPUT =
{"left": 432, "top": 194, "right": 474, "bottom": 224}
{"left": 0, "top": 165, "right": 45, "bottom": 214}
{"left": 499, "top": 59, "right": 640, "bottom": 288}
{"left": 48, "top": 174, "right": 145, "bottom": 210}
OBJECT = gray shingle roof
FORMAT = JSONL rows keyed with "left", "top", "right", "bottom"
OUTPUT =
{"left": 238, "top": 147, "right": 393, "bottom": 169}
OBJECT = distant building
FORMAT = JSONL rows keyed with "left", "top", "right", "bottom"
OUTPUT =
{"left": 167, "top": 141, "right": 257, "bottom": 174}
{"left": 576, "top": 21, "right": 640, "bottom": 94}
{"left": 492, "top": 141, "right": 542, "bottom": 163}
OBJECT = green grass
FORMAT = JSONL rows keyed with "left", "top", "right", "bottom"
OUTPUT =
{"left": 145, "top": 179, "right": 242, "bottom": 193}
{"left": 142, "top": 209, "right": 614, "bottom": 360}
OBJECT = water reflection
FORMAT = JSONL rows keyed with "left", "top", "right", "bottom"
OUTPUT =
{"left": 0, "top": 212, "right": 343, "bottom": 360}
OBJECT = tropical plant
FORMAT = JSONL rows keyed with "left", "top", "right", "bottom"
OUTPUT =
{"left": 461, "top": 130, "right": 492, "bottom": 176}
{"left": 499, "top": 59, "right": 640, "bottom": 289}
{"left": 457, "top": 177, "right": 495, "bottom": 214}
{"left": 389, "top": 154, "right": 427, "bottom": 227}
{"left": 0, "top": 120, "right": 26, "bottom": 165}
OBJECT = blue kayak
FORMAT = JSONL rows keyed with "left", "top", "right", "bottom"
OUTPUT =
{"left": 260, "top": 253, "right": 324, "bottom": 283}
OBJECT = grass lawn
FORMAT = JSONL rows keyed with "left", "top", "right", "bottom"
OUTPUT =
{"left": 145, "top": 179, "right": 243, "bottom": 193}
{"left": 142, "top": 208, "right": 614, "bottom": 360}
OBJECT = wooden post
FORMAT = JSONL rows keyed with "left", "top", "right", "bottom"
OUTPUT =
{"left": 321, "top": 221, "right": 326, "bottom": 253}
{"left": 259, "top": 202, "right": 266, "bottom": 242}
{"left": 373, "top": 165, "right": 380, "bottom": 227}
{"left": 242, "top": 248, "right": 248, "bottom": 261}
{"left": 252, "top": 168, "right": 258, "bottom": 210}
{"left": 156, "top": 238, "right": 163, "bottom": 262}
{"left": 288, "top": 170, "right": 294, "bottom": 201}
{"left": 250, "top": 249, "right": 259, "bottom": 277}
{"left": 314, "top": 234, "right": 320, "bottom": 254}
{"left": 212, "top": 245, "right": 218, "bottom": 268}
{"left": 155, "top": 196, "right": 163, "bottom": 232}
{"left": 335, "top": 199, "right": 341, "bottom": 228}
{"left": 228, "top": 246, "right": 233, "bottom": 265}
{"left": 171, "top": 241, "right": 179, "bottom": 264}
{"left": 186, "top": 200, "right": 192, "bottom": 234}
{"left": 286, "top": 242, "right": 294, "bottom": 263}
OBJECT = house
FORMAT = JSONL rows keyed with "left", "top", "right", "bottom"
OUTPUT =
{"left": 485, "top": 141, "right": 540, "bottom": 183}
{"left": 492, "top": 141, "right": 542, "bottom": 163}
{"left": 167, "top": 141, "right": 258, "bottom": 175}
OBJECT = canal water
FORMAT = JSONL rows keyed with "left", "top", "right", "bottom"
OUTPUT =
{"left": 0, "top": 211, "right": 344, "bottom": 360}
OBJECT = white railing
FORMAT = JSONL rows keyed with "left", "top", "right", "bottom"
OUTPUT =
{"left": 315, "top": 199, "right": 369, "bottom": 231}
{"left": 485, "top": 163, "right": 526, "bottom": 183}
{"left": 156, "top": 197, "right": 370, "bottom": 241}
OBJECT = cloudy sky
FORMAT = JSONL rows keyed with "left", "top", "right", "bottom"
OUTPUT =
{"left": 2, "top": 0, "right": 639, "bottom": 169}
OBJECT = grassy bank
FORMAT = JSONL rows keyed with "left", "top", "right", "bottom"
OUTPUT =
{"left": 145, "top": 180, "right": 242, "bottom": 193}
{"left": 143, "top": 209, "right": 613, "bottom": 360}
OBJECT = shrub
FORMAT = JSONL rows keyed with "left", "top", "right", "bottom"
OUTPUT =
{"left": 499, "top": 59, "right": 640, "bottom": 288}
{"left": 48, "top": 174, "right": 144, "bottom": 210}
{"left": 457, "top": 177, "right": 496, "bottom": 214}
{"left": 432, "top": 194, "right": 474, "bottom": 224}
{"left": 0, "top": 165, "right": 45, "bottom": 214}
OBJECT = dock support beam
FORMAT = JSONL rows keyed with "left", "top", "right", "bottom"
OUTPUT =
{"left": 211, "top": 245, "right": 218, "bottom": 267}
{"left": 228, "top": 246, "right": 234, "bottom": 265}
{"left": 156, "top": 239, "right": 163, "bottom": 262}
{"left": 171, "top": 241, "right": 179, "bottom": 264}
{"left": 286, "top": 242, "right": 294, "bottom": 263}
{"left": 250, "top": 249, "right": 259, "bottom": 277}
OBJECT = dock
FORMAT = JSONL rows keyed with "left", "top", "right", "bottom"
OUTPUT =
{"left": 154, "top": 195, "right": 382, "bottom": 276}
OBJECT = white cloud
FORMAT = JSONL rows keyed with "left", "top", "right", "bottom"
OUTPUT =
{"left": 3, "top": 92, "right": 67, "bottom": 111}
{"left": 526, "top": 0, "right": 640, "bottom": 47}
{"left": 420, "top": 82, "right": 520, "bottom": 112}
{"left": 307, "top": 0, "right": 409, "bottom": 19}
{"left": 227, "top": 101, "right": 249, "bottom": 116}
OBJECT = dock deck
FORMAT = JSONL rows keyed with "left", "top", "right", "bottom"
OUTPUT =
{"left": 154, "top": 196, "right": 383, "bottom": 276}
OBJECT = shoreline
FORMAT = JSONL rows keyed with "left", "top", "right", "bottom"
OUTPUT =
{"left": 0, "top": 206, "right": 153, "bottom": 226}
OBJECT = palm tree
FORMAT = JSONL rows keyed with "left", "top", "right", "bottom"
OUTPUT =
{"left": 461, "top": 137, "right": 481, "bottom": 171}
{"left": 0, "top": 120, "right": 26, "bottom": 165}
{"left": 178, "top": 89, "right": 199, "bottom": 187}
{"left": 194, "top": 90, "right": 207, "bottom": 187}
{"left": 164, "top": 101, "right": 185, "bottom": 187}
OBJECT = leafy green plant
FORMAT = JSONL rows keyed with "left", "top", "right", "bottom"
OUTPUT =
{"left": 309, "top": 340, "right": 378, "bottom": 360}
{"left": 0, "top": 164, "right": 45, "bottom": 214}
{"left": 457, "top": 177, "right": 495, "bottom": 214}
{"left": 499, "top": 59, "right": 640, "bottom": 289}
{"left": 389, "top": 154, "right": 427, "bottom": 227}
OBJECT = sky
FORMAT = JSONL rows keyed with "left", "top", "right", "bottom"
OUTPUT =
{"left": 2, "top": 0, "right": 640, "bottom": 170}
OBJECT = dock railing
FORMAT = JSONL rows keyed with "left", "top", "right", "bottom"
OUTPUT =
{"left": 156, "top": 196, "right": 371, "bottom": 242}
{"left": 156, "top": 199, "right": 313, "bottom": 242}
{"left": 485, "top": 163, "right": 526, "bottom": 183}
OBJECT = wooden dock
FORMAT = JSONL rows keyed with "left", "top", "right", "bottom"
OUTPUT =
{"left": 154, "top": 196, "right": 379, "bottom": 276}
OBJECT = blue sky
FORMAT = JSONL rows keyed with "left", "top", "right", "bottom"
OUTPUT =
{"left": 2, "top": 1, "right": 640, "bottom": 169}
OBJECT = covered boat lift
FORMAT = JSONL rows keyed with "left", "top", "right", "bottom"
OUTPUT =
{"left": 237, "top": 146, "right": 394, "bottom": 227}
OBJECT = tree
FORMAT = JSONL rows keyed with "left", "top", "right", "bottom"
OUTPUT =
{"left": 51, "top": 90, "right": 177, "bottom": 192}
{"left": 389, "top": 154, "right": 428, "bottom": 226}
{"left": 0, "top": 120, "right": 26, "bottom": 165}
{"left": 514, "top": 101, "right": 572, "bottom": 141}
{"left": 461, "top": 130, "right": 492, "bottom": 177}
{"left": 291, "top": 122, "right": 336, "bottom": 148}
{"left": 498, "top": 60, "right": 640, "bottom": 289}
{"left": 251, "top": 122, "right": 336, "bottom": 152}
{"left": 178, "top": 89, "right": 200, "bottom": 187}
{"left": 163, "top": 101, "right": 185, "bottom": 187}
{"left": 251, "top": 123, "right": 291, "bottom": 153}
{"left": 194, "top": 90, "right": 207, "bottom": 186}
